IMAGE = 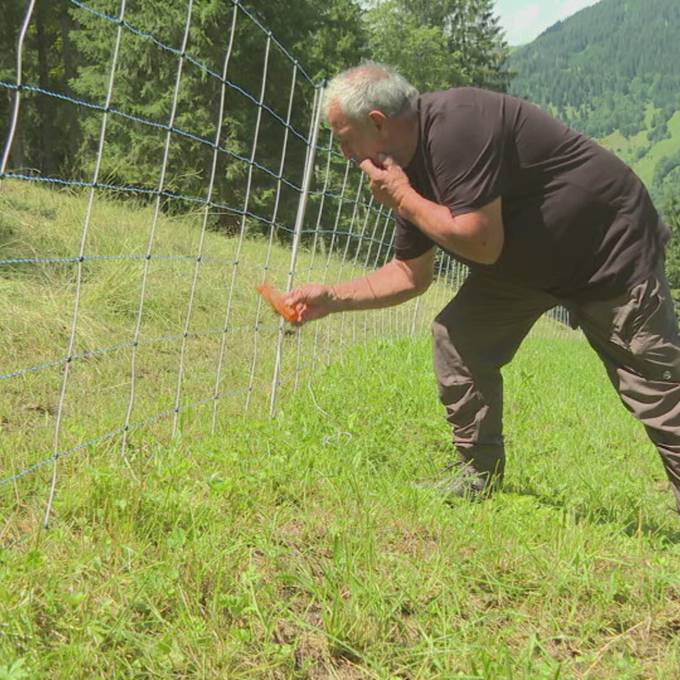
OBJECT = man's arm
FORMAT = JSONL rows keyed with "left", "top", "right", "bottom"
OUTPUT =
{"left": 399, "top": 193, "right": 503, "bottom": 265}
{"left": 361, "top": 157, "right": 504, "bottom": 265}
{"left": 284, "top": 247, "right": 435, "bottom": 323}
{"left": 332, "top": 247, "right": 435, "bottom": 310}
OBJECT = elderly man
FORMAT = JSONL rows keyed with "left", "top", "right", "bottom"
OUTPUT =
{"left": 285, "top": 62, "right": 680, "bottom": 513}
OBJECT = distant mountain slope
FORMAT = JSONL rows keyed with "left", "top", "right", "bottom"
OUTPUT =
{"left": 508, "top": 0, "right": 680, "bottom": 199}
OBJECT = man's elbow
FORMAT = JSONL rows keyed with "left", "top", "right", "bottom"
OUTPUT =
{"left": 456, "top": 220, "right": 504, "bottom": 265}
{"left": 475, "top": 235, "right": 504, "bottom": 265}
{"left": 450, "top": 203, "right": 504, "bottom": 265}
{"left": 413, "top": 277, "right": 432, "bottom": 295}
{"left": 401, "top": 269, "right": 431, "bottom": 296}
{"left": 410, "top": 263, "right": 434, "bottom": 294}
{"left": 394, "top": 253, "right": 434, "bottom": 296}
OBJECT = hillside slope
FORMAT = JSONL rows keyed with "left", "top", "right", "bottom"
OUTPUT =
{"left": 508, "top": 0, "right": 680, "bottom": 199}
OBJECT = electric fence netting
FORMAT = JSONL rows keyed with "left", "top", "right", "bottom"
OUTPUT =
{"left": 0, "top": 0, "right": 578, "bottom": 536}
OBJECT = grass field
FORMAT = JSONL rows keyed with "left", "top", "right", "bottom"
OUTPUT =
{"left": 0, "top": 180, "right": 433, "bottom": 502}
{"left": 1, "top": 335, "right": 679, "bottom": 678}
{"left": 1, "top": 182, "right": 679, "bottom": 678}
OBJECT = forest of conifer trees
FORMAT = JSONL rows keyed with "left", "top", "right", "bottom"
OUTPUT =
{"left": 1, "top": 0, "right": 678, "bottom": 301}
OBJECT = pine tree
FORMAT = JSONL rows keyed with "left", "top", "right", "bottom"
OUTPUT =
{"left": 365, "top": 0, "right": 511, "bottom": 93}
{"left": 69, "top": 0, "right": 367, "bottom": 233}
{"left": 1, "top": 1, "right": 77, "bottom": 175}
{"left": 509, "top": 0, "right": 680, "bottom": 142}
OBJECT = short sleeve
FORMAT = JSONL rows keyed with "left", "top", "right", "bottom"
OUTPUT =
{"left": 394, "top": 215, "right": 435, "bottom": 261}
{"left": 427, "top": 91, "right": 507, "bottom": 215}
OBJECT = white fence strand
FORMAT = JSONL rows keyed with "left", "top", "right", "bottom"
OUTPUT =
{"left": 46, "top": 0, "right": 129, "bottom": 529}
{"left": 0, "top": 1, "right": 579, "bottom": 535}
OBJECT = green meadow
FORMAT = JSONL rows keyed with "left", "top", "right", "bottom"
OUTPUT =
{"left": 1, "top": 183, "right": 679, "bottom": 679}
{"left": 600, "top": 109, "right": 680, "bottom": 191}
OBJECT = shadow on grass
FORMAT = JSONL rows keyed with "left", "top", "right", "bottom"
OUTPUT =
{"left": 502, "top": 482, "right": 680, "bottom": 546}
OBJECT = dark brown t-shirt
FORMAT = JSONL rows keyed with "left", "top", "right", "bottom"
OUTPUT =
{"left": 396, "top": 87, "right": 670, "bottom": 300}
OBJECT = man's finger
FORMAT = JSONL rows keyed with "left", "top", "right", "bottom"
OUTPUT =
{"left": 284, "top": 289, "right": 304, "bottom": 305}
{"left": 379, "top": 153, "right": 396, "bottom": 169}
{"left": 359, "top": 158, "right": 382, "bottom": 179}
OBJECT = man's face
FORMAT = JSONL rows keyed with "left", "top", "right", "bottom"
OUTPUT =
{"left": 327, "top": 102, "right": 383, "bottom": 164}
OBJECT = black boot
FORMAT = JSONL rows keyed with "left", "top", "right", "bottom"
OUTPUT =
{"left": 414, "top": 461, "right": 502, "bottom": 501}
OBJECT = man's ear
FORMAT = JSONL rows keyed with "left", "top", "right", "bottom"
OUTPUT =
{"left": 368, "top": 110, "right": 388, "bottom": 132}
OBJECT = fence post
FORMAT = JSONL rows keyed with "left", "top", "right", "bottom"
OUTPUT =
{"left": 269, "top": 82, "right": 324, "bottom": 418}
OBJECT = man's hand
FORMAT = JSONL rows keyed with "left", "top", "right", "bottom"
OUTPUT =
{"left": 283, "top": 284, "right": 338, "bottom": 324}
{"left": 359, "top": 155, "right": 415, "bottom": 213}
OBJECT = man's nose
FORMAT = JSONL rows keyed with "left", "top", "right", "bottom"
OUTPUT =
{"left": 340, "top": 143, "right": 352, "bottom": 160}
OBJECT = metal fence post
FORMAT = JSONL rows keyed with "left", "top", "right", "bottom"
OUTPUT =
{"left": 269, "top": 82, "right": 324, "bottom": 418}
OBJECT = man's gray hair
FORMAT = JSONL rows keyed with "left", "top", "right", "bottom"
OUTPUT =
{"left": 323, "top": 61, "right": 419, "bottom": 123}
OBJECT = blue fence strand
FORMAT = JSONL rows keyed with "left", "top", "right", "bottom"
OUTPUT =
{"left": 0, "top": 386, "right": 245, "bottom": 491}
{"left": 0, "top": 80, "right": 307, "bottom": 192}
{"left": 0, "top": 0, "right": 404, "bottom": 504}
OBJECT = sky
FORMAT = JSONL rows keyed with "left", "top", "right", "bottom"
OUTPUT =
{"left": 495, "top": 0, "right": 600, "bottom": 46}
